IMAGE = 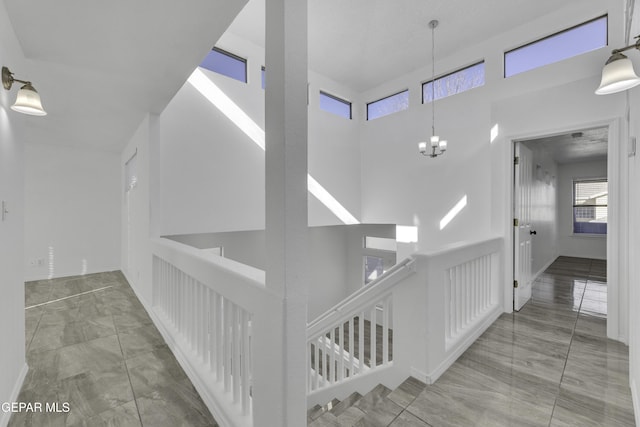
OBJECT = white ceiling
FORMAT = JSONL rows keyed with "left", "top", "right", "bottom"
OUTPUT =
{"left": 521, "top": 127, "right": 608, "bottom": 164}
{"left": 3, "top": 0, "right": 247, "bottom": 151}
{"left": 228, "top": 0, "right": 586, "bottom": 92}
{"left": 4, "top": 0, "right": 588, "bottom": 152}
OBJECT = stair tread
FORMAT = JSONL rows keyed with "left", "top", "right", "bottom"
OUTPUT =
{"left": 387, "top": 376, "right": 426, "bottom": 409}
{"left": 336, "top": 406, "right": 366, "bottom": 426}
{"left": 353, "top": 384, "right": 403, "bottom": 426}
{"left": 307, "top": 404, "right": 324, "bottom": 423}
{"left": 309, "top": 412, "right": 341, "bottom": 427}
{"left": 330, "top": 392, "right": 362, "bottom": 417}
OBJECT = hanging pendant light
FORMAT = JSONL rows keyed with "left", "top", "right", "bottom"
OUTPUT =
{"left": 419, "top": 20, "right": 447, "bottom": 157}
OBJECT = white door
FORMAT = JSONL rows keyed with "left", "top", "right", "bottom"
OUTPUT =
{"left": 514, "top": 143, "right": 534, "bottom": 311}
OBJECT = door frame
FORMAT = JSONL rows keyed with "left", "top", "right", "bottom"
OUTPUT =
{"left": 500, "top": 117, "right": 626, "bottom": 343}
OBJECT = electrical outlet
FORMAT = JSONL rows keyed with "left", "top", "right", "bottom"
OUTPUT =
{"left": 37, "top": 258, "right": 45, "bottom": 266}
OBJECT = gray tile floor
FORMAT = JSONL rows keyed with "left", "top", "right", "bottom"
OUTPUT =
{"left": 309, "top": 256, "right": 636, "bottom": 427}
{"left": 13, "top": 257, "right": 637, "bottom": 426}
{"left": 13, "top": 271, "right": 218, "bottom": 427}
{"left": 403, "top": 257, "right": 635, "bottom": 426}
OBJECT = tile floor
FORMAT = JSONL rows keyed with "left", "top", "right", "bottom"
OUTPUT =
{"left": 309, "top": 256, "right": 636, "bottom": 426}
{"left": 12, "top": 271, "right": 218, "bottom": 427}
{"left": 402, "top": 256, "right": 635, "bottom": 426}
{"left": 12, "top": 257, "right": 637, "bottom": 426}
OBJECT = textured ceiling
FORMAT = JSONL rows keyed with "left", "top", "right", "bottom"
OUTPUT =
{"left": 521, "top": 127, "right": 608, "bottom": 164}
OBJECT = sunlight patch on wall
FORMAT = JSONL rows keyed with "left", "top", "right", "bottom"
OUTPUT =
{"left": 48, "top": 246, "right": 55, "bottom": 279}
{"left": 490, "top": 124, "right": 499, "bottom": 144}
{"left": 440, "top": 195, "right": 468, "bottom": 230}
{"left": 396, "top": 225, "right": 418, "bottom": 243}
{"left": 188, "top": 68, "right": 360, "bottom": 225}
{"left": 188, "top": 69, "right": 265, "bottom": 150}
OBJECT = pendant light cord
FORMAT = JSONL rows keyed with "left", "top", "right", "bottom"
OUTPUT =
{"left": 431, "top": 21, "right": 436, "bottom": 138}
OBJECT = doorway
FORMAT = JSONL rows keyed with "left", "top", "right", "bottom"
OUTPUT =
{"left": 512, "top": 126, "right": 609, "bottom": 311}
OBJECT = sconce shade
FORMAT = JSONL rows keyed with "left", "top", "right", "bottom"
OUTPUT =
{"left": 11, "top": 83, "right": 47, "bottom": 116}
{"left": 595, "top": 52, "right": 640, "bottom": 95}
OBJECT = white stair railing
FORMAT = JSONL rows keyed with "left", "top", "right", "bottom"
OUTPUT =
{"left": 151, "top": 238, "right": 279, "bottom": 427}
{"left": 306, "top": 258, "right": 416, "bottom": 397}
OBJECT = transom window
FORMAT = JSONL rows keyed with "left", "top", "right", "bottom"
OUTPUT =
{"left": 423, "top": 61, "right": 485, "bottom": 103}
{"left": 367, "top": 90, "right": 409, "bottom": 121}
{"left": 505, "top": 15, "right": 607, "bottom": 77}
{"left": 200, "top": 47, "right": 247, "bottom": 83}
{"left": 319, "top": 91, "right": 352, "bottom": 119}
{"left": 573, "top": 179, "right": 608, "bottom": 235}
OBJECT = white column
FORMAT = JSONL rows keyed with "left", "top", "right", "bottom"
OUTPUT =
{"left": 253, "top": 0, "right": 308, "bottom": 425}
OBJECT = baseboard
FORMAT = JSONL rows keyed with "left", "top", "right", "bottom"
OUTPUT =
{"left": 632, "top": 378, "right": 639, "bottom": 427}
{"left": 532, "top": 256, "right": 557, "bottom": 282}
{"left": 0, "top": 363, "right": 29, "bottom": 427}
{"left": 426, "top": 306, "right": 502, "bottom": 384}
{"left": 24, "top": 265, "right": 121, "bottom": 282}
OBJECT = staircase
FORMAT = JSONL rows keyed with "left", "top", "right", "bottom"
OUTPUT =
{"left": 307, "top": 377, "right": 426, "bottom": 426}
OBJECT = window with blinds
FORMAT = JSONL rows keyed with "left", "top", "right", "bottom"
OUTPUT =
{"left": 573, "top": 179, "right": 607, "bottom": 234}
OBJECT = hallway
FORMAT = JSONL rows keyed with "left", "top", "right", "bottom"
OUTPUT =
{"left": 11, "top": 257, "right": 636, "bottom": 426}
{"left": 12, "top": 271, "right": 218, "bottom": 427}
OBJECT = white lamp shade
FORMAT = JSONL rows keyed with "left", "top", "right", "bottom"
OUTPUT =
{"left": 595, "top": 55, "right": 640, "bottom": 95}
{"left": 439, "top": 140, "right": 447, "bottom": 151}
{"left": 11, "top": 84, "right": 46, "bottom": 116}
{"left": 430, "top": 135, "right": 439, "bottom": 147}
{"left": 418, "top": 141, "right": 427, "bottom": 153}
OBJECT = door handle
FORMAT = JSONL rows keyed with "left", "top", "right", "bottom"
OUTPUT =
{"left": 530, "top": 230, "right": 537, "bottom": 235}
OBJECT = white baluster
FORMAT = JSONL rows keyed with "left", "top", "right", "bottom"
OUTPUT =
{"left": 216, "top": 295, "right": 224, "bottom": 381}
{"left": 338, "top": 323, "right": 344, "bottom": 381}
{"left": 358, "top": 312, "right": 364, "bottom": 372}
{"left": 348, "top": 318, "right": 354, "bottom": 378}
{"left": 329, "top": 328, "right": 335, "bottom": 383}
{"left": 313, "top": 340, "right": 319, "bottom": 389}
{"left": 370, "top": 307, "right": 376, "bottom": 368}
{"left": 383, "top": 297, "right": 389, "bottom": 365}
{"left": 242, "top": 311, "right": 250, "bottom": 415}
{"left": 233, "top": 304, "right": 240, "bottom": 404}
{"left": 224, "top": 298, "right": 231, "bottom": 392}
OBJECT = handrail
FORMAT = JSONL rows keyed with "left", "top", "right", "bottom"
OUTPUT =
{"left": 307, "top": 257, "right": 415, "bottom": 338}
{"left": 151, "top": 237, "right": 279, "bottom": 314}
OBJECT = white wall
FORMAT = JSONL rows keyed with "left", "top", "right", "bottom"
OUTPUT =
{"left": 159, "top": 32, "right": 361, "bottom": 236}
{"left": 121, "top": 114, "right": 156, "bottom": 305}
{"left": 24, "top": 143, "right": 121, "bottom": 281}
{"left": 522, "top": 142, "right": 559, "bottom": 276}
{"left": 0, "top": 2, "right": 28, "bottom": 425}
{"left": 557, "top": 159, "right": 608, "bottom": 259}
{"left": 165, "top": 223, "right": 395, "bottom": 319}
{"left": 360, "top": 0, "right": 622, "bottom": 255}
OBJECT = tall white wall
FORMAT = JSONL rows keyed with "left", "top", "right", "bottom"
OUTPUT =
{"left": 557, "top": 159, "right": 607, "bottom": 259}
{"left": 360, "top": 0, "right": 623, "bottom": 255}
{"left": 121, "top": 114, "right": 156, "bottom": 305}
{"left": 0, "top": 3, "right": 29, "bottom": 425}
{"left": 522, "top": 142, "right": 559, "bottom": 276}
{"left": 159, "top": 32, "right": 361, "bottom": 235}
{"left": 24, "top": 143, "right": 121, "bottom": 281}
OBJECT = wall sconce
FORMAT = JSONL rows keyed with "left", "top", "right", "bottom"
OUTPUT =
{"left": 2, "top": 66, "right": 47, "bottom": 116}
{"left": 595, "top": 37, "right": 640, "bottom": 95}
